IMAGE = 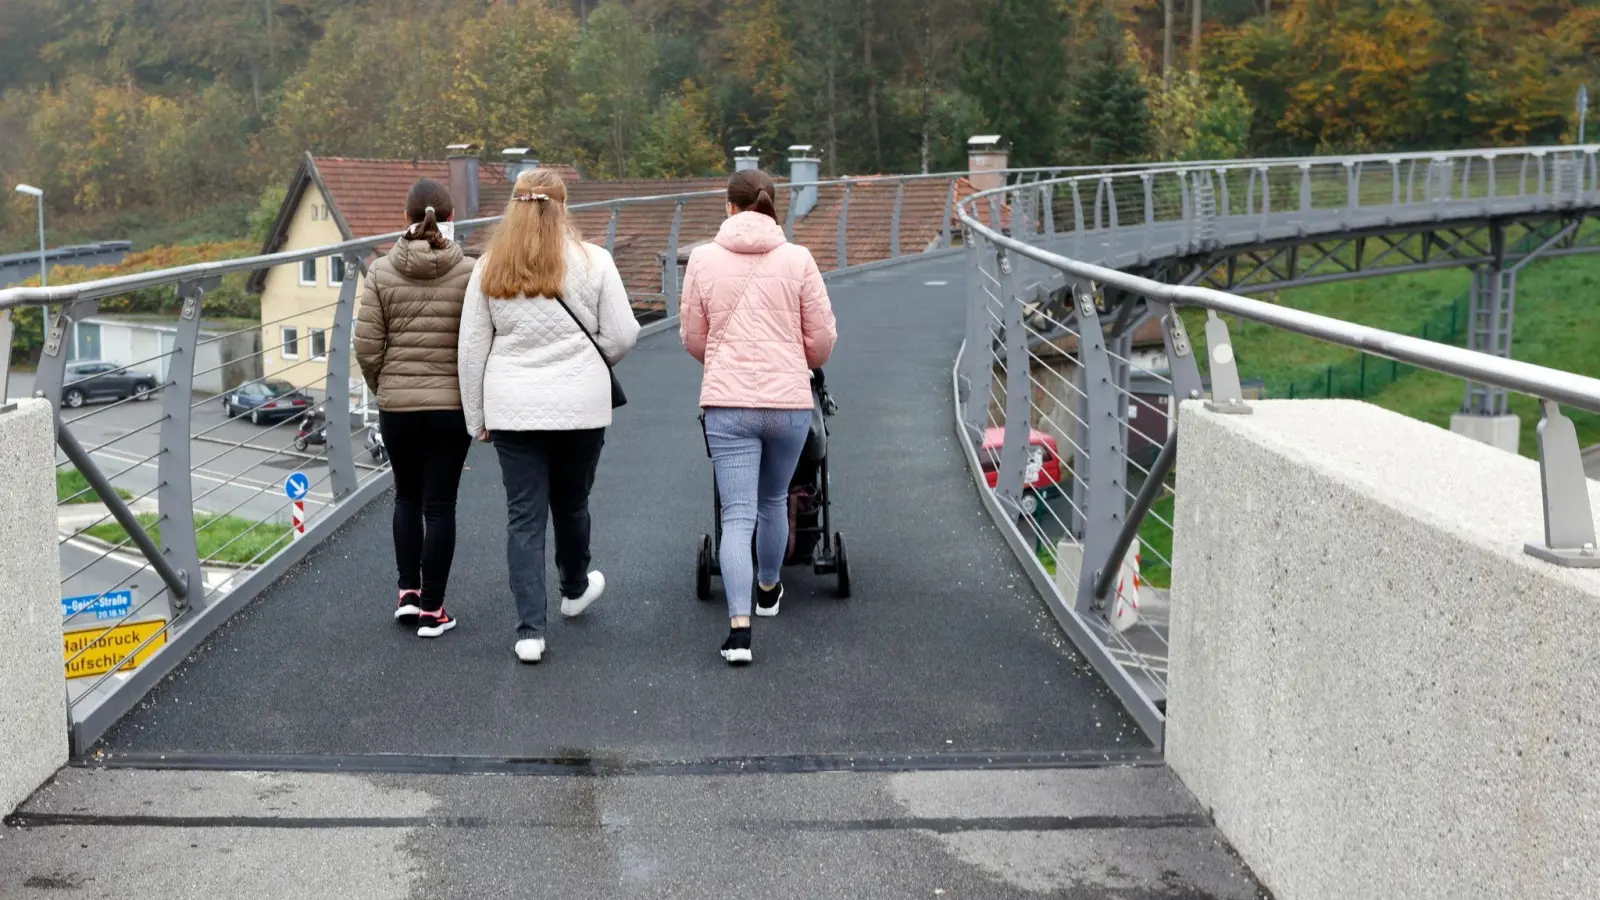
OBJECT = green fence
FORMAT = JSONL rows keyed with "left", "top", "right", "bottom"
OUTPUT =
{"left": 1278, "top": 295, "right": 1468, "bottom": 400}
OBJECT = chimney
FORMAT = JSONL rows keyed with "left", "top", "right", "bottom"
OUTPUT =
{"left": 966, "top": 135, "right": 1009, "bottom": 193}
{"left": 501, "top": 145, "right": 539, "bottom": 182}
{"left": 446, "top": 142, "right": 482, "bottom": 219}
{"left": 733, "top": 146, "right": 760, "bottom": 172}
{"left": 787, "top": 144, "right": 822, "bottom": 219}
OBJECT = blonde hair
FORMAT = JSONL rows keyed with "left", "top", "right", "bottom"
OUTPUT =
{"left": 480, "top": 169, "right": 582, "bottom": 299}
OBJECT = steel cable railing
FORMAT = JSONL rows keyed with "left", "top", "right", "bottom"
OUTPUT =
{"left": 954, "top": 142, "right": 1600, "bottom": 744}
{"left": 13, "top": 161, "right": 1199, "bottom": 752}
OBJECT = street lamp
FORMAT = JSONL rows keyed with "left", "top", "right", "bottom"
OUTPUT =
{"left": 13, "top": 185, "right": 49, "bottom": 348}
{"left": 13, "top": 184, "right": 45, "bottom": 289}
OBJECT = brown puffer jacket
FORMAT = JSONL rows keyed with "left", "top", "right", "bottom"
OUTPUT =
{"left": 354, "top": 238, "right": 476, "bottom": 411}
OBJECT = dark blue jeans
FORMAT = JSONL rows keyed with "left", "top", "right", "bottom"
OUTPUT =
{"left": 493, "top": 429, "right": 606, "bottom": 638}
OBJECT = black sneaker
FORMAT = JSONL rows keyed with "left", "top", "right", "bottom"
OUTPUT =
{"left": 720, "top": 627, "right": 752, "bottom": 665}
{"left": 416, "top": 607, "right": 456, "bottom": 638}
{"left": 395, "top": 590, "right": 422, "bottom": 627}
{"left": 755, "top": 583, "right": 782, "bottom": 617}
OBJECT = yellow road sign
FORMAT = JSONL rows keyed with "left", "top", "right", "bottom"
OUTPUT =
{"left": 63, "top": 619, "right": 168, "bottom": 680}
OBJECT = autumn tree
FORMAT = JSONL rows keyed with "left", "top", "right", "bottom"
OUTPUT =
{"left": 959, "top": 0, "right": 1069, "bottom": 166}
{"left": 1061, "top": 9, "right": 1151, "bottom": 164}
{"left": 573, "top": 3, "right": 658, "bottom": 177}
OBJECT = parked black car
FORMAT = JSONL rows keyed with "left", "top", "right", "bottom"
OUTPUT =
{"left": 61, "top": 360, "right": 159, "bottom": 409}
{"left": 223, "top": 380, "right": 315, "bottom": 425}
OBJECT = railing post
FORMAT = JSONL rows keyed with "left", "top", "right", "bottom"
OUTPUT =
{"left": 33, "top": 302, "right": 84, "bottom": 414}
{"left": 0, "top": 309, "right": 11, "bottom": 404}
{"left": 1042, "top": 183, "right": 1055, "bottom": 237}
{"left": 1390, "top": 159, "right": 1402, "bottom": 206}
{"left": 664, "top": 199, "right": 685, "bottom": 314}
{"left": 1094, "top": 178, "right": 1108, "bottom": 231}
{"left": 994, "top": 247, "right": 1030, "bottom": 509}
{"left": 1534, "top": 151, "right": 1548, "bottom": 206}
{"left": 940, "top": 179, "right": 956, "bottom": 249}
{"left": 988, "top": 193, "right": 1002, "bottom": 232}
{"left": 960, "top": 230, "right": 991, "bottom": 437}
{"left": 1524, "top": 399, "right": 1600, "bottom": 567}
{"left": 785, "top": 186, "right": 800, "bottom": 242}
{"left": 1106, "top": 179, "right": 1120, "bottom": 230}
{"left": 834, "top": 184, "right": 852, "bottom": 271}
{"left": 160, "top": 279, "right": 208, "bottom": 613}
{"left": 605, "top": 205, "right": 619, "bottom": 255}
{"left": 1071, "top": 181, "right": 1086, "bottom": 233}
{"left": 1217, "top": 168, "right": 1231, "bottom": 223}
{"left": 1344, "top": 161, "right": 1358, "bottom": 220}
{"left": 890, "top": 179, "right": 905, "bottom": 258}
{"left": 323, "top": 254, "right": 360, "bottom": 501}
{"left": 1298, "top": 162, "right": 1313, "bottom": 215}
{"left": 1487, "top": 154, "right": 1497, "bottom": 200}
{"left": 1256, "top": 165, "right": 1272, "bottom": 230}
{"left": 1202, "top": 311, "right": 1251, "bottom": 414}
{"left": 1069, "top": 281, "right": 1125, "bottom": 616}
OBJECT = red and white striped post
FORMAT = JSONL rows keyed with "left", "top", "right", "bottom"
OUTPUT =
{"left": 285, "top": 472, "right": 310, "bottom": 543}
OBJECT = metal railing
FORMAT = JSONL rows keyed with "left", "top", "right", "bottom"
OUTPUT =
{"left": 4, "top": 159, "right": 1258, "bottom": 752}
{"left": 955, "top": 143, "right": 1600, "bottom": 744}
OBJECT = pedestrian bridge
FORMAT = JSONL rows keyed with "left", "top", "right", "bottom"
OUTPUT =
{"left": 3, "top": 144, "right": 1600, "bottom": 898}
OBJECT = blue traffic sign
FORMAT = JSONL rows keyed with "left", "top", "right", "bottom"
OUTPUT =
{"left": 284, "top": 472, "right": 310, "bottom": 501}
{"left": 62, "top": 589, "right": 134, "bottom": 621}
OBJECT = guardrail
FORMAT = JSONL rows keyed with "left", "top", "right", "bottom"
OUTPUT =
{"left": 954, "top": 143, "right": 1600, "bottom": 744}
{"left": 5, "top": 160, "right": 1248, "bottom": 752}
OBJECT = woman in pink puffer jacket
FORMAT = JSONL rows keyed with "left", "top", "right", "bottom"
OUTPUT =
{"left": 681, "top": 168, "right": 837, "bottom": 666}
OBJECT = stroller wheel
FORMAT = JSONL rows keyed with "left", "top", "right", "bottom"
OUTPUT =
{"left": 696, "top": 534, "right": 714, "bottom": 601}
{"left": 834, "top": 533, "right": 851, "bottom": 599}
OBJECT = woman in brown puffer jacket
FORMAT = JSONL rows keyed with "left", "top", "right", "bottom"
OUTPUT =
{"left": 355, "top": 178, "right": 477, "bottom": 639}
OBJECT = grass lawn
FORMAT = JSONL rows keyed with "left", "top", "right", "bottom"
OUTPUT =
{"left": 57, "top": 468, "right": 135, "bottom": 505}
{"left": 1368, "top": 253, "right": 1600, "bottom": 457}
{"left": 84, "top": 512, "right": 293, "bottom": 566}
{"left": 1135, "top": 493, "right": 1175, "bottom": 590}
{"left": 1184, "top": 267, "right": 1472, "bottom": 396}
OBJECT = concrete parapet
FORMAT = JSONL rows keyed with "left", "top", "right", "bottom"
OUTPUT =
{"left": 1166, "top": 399, "right": 1600, "bottom": 900}
{"left": 0, "top": 399, "right": 66, "bottom": 814}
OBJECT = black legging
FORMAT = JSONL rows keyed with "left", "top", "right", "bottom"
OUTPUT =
{"left": 380, "top": 409, "right": 472, "bottom": 610}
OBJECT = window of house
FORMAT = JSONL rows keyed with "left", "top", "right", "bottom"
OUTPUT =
{"left": 282, "top": 327, "right": 300, "bottom": 359}
{"left": 328, "top": 255, "right": 345, "bottom": 286}
{"left": 310, "top": 328, "right": 327, "bottom": 360}
{"left": 299, "top": 259, "right": 317, "bottom": 286}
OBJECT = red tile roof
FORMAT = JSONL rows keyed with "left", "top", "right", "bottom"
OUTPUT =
{"left": 312, "top": 157, "right": 583, "bottom": 242}
{"left": 257, "top": 155, "right": 1015, "bottom": 318}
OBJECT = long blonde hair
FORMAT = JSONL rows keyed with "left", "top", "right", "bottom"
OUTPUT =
{"left": 480, "top": 169, "right": 582, "bottom": 299}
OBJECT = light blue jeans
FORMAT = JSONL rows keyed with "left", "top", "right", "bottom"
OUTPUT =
{"left": 704, "top": 407, "right": 812, "bottom": 619}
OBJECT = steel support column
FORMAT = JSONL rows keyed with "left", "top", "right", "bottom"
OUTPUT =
{"left": 158, "top": 280, "right": 208, "bottom": 614}
{"left": 323, "top": 254, "right": 360, "bottom": 500}
{"left": 1072, "top": 281, "right": 1127, "bottom": 616}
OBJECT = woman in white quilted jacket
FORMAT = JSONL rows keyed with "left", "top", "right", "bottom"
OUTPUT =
{"left": 458, "top": 168, "right": 640, "bottom": 664}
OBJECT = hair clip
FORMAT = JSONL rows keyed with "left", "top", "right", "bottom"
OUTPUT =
{"left": 513, "top": 192, "right": 551, "bottom": 202}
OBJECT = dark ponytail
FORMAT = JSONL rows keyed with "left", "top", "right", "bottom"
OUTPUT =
{"left": 728, "top": 168, "right": 780, "bottom": 224}
{"left": 404, "top": 178, "right": 455, "bottom": 250}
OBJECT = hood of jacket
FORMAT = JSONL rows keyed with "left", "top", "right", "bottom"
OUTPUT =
{"left": 714, "top": 211, "right": 787, "bottom": 255}
{"left": 387, "top": 237, "right": 465, "bottom": 281}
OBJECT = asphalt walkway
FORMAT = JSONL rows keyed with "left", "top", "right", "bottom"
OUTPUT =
{"left": 96, "top": 257, "right": 1147, "bottom": 762}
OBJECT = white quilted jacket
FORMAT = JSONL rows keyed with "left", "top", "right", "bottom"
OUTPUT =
{"left": 458, "top": 241, "right": 640, "bottom": 434}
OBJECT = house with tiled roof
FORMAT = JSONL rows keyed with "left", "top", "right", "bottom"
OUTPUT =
{"left": 247, "top": 147, "right": 584, "bottom": 388}
{"left": 246, "top": 137, "right": 1095, "bottom": 393}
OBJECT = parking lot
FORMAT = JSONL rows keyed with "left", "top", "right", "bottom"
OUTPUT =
{"left": 10, "top": 369, "right": 385, "bottom": 625}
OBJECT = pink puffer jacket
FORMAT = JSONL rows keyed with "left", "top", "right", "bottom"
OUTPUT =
{"left": 680, "top": 211, "right": 837, "bottom": 409}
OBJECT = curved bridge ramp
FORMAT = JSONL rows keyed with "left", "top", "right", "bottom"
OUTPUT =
{"left": 95, "top": 256, "right": 1148, "bottom": 764}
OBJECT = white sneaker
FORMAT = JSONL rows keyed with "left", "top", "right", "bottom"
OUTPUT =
{"left": 514, "top": 638, "right": 545, "bottom": 664}
{"left": 559, "top": 571, "right": 605, "bottom": 618}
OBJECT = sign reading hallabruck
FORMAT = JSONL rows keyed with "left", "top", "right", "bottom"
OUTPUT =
{"left": 62, "top": 619, "right": 168, "bottom": 680}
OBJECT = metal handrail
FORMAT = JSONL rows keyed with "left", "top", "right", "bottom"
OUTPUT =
{"left": 953, "top": 142, "right": 1600, "bottom": 743}
{"left": 0, "top": 153, "right": 1367, "bottom": 310}
{"left": 959, "top": 148, "right": 1600, "bottom": 415}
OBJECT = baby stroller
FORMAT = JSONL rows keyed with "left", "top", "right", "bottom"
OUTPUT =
{"left": 696, "top": 369, "right": 851, "bottom": 600}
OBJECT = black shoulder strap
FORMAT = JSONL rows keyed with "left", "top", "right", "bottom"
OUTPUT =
{"left": 551, "top": 294, "right": 613, "bottom": 371}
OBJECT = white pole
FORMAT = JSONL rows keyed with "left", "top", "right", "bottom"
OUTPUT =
{"left": 34, "top": 193, "right": 45, "bottom": 289}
